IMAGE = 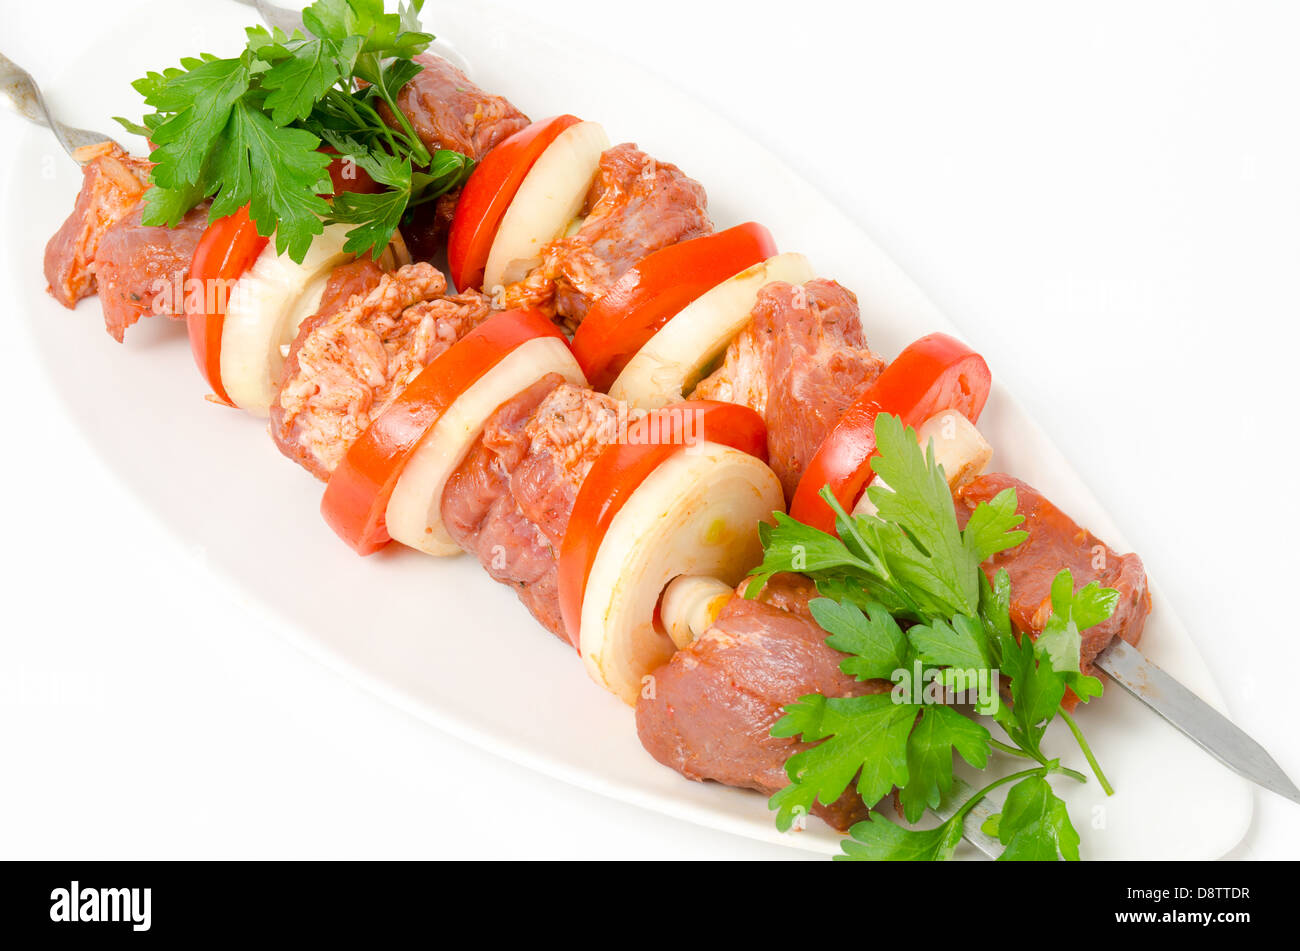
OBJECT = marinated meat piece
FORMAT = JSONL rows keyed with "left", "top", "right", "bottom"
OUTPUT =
{"left": 272, "top": 262, "right": 491, "bottom": 479}
{"left": 636, "top": 573, "right": 885, "bottom": 831}
{"left": 91, "top": 200, "right": 209, "bottom": 342}
{"left": 44, "top": 142, "right": 150, "bottom": 308}
{"left": 955, "top": 474, "right": 1151, "bottom": 674}
{"left": 499, "top": 143, "right": 712, "bottom": 329}
{"left": 314, "top": 259, "right": 386, "bottom": 319}
{"left": 401, "top": 192, "right": 459, "bottom": 266}
{"left": 440, "top": 377, "right": 565, "bottom": 637}
{"left": 384, "top": 54, "right": 529, "bottom": 160}
{"left": 376, "top": 54, "right": 528, "bottom": 263}
{"left": 695, "top": 279, "right": 885, "bottom": 501}
{"left": 441, "top": 377, "right": 622, "bottom": 640}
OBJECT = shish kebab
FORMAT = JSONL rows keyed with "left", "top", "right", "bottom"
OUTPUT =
{"left": 17, "top": 0, "right": 1297, "bottom": 856}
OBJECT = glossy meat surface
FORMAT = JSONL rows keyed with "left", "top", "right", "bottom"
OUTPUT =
{"left": 636, "top": 573, "right": 886, "bottom": 831}
{"left": 385, "top": 53, "right": 529, "bottom": 160}
{"left": 499, "top": 143, "right": 712, "bottom": 329}
{"left": 440, "top": 377, "right": 621, "bottom": 640}
{"left": 694, "top": 279, "right": 884, "bottom": 500}
{"left": 272, "top": 262, "right": 490, "bottom": 479}
{"left": 92, "top": 201, "right": 209, "bottom": 341}
{"left": 956, "top": 473, "right": 1151, "bottom": 673}
{"left": 43, "top": 142, "right": 150, "bottom": 312}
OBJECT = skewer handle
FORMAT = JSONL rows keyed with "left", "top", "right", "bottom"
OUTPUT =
{"left": 0, "top": 51, "right": 115, "bottom": 162}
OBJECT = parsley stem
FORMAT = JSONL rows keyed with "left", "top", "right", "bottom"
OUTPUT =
{"left": 1056, "top": 765, "right": 1089, "bottom": 784}
{"left": 1058, "top": 706, "right": 1113, "bottom": 796}
{"left": 950, "top": 758, "right": 1083, "bottom": 835}
{"left": 988, "top": 739, "right": 1036, "bottom": 760}
{"left": 371, "top": 82, "right": 431, "bottom": 166}
{"left": 349, "top": 92, "right": 407, "bottom": 159}
{"left": 950, "top": 765, "right": 1051, "bottom": 825}
{"left": 327, "top": 88, "right": 405, "bottom": 161}
{"left": 820, "top": 488, "right": 884, "bottom": 575}
{"left": 989, "top": 737, "right": 1087, "bottom": 783}
{"left": 819, "top": 486, "right": 925, "bottom": 618}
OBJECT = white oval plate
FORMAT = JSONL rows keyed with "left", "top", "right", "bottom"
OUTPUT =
{"left": 3, "top": 0, "right": 1251, "bottom": 858}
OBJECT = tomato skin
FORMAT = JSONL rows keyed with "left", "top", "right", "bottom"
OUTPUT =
{"left": 185, "top": 205, "right": 270, "bottom": 406}
{"left": 789, "top": 333, "right": 991, "bottom": 534}
{"left": 187, "top": 148, "right": 376, "bottom": 407}
{"left": 570, "top": 223, "right": 778, "bottom": 392}
{"left": 321, "top": 309, "right": 568, "bottom": 555}
{"left": 556, "top": 400, "right": 769, "bottom": 650}
{"left": 447, "top": 115, "right": 582, "bottom": 292}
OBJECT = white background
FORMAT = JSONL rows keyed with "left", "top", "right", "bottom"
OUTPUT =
{"left": 1, "top": 0, "right": 1297, "bottom": 859}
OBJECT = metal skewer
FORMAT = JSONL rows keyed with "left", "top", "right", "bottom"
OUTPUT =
{"left": 234, "top": 0, "right": 305, "bottom": 35}
{"left": 932, "top": 776, "right": 1003, "bottom": 859}
{"left": 10, "top": 0, "right": 1296, "bottom": 843}
{"left": 1097, "top": 640, "right": 1300, "bottom": 804}
{"left": 0, "top": 51, "right": 115, "bottom": 161}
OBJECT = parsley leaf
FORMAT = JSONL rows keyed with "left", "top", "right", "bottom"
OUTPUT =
{"left": 757, "top": 412, "right": 1121, "bottom": 859}
{"left": 122, "top": 0, "right": 463, "bottom": 263}
{"left": 865, "top": 413, "right": 979, "bottom": 615}
{"left": 839, "top": 812, "right": 964, "bottom": 861}
{"left": 809, "top": 598, "right": 909, "bottom": 682}
{"left": 212, "top": 101, "right": 333, "bottom": 259}
{"left": 908, "top": 614, "right": 995, "bottom": 671}
{"left": 842, "top": 765, "right": 1081, "bottom": 862}
{"left": 962, "top": 485, "right": 1029, "bottom": 565}
{"left": 983, "top": 774, "right": 1081, "bottom": 861}
{"left": 899, "top": 705, "right": 990, "bottom": 822}
{"left": 261, "top": 39, "right": 342, "bottom": 125}
{"left": 326, "top": 184, "right": 410, "bottom": 256}
{"left": 140, "top": 177, "right": 210, "bottom": 229}
{"left": 749, "top": 415, "right": 1027, "bottom": 622}
{"left": 145, "top": 56, "right": 251, "bottom": 193}
{"left": 979, "top": 568, "right": 1014, "bottom": 641}
{"left": 1037, "top": 569, "right": 1118, "bottom": 680}
{"left": 860, "top": 415, "right": 1028, "bottom": 618}
{"left": 769, "top": 694, "right": 915, "bottom": 832}
{"left": 781, "top": 593, "right": 992, "bottom": 825}
{"left": 319, "top": 145, "right": 472, "bottom": 258}
{"left": 747, "top": 513, "right": 874, "bottom": 598}
{"left": 992, "top": 620, "right": 1065, "bottom": 760}
{"left": 992, "top": 566, "right": 1111, "bottom": 764}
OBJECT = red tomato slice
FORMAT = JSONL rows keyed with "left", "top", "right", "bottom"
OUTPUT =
{"left": 570, "top": 223, "right": 778, "bottom": 392}
{"left": 556, "top": 400, "right": 768, "bottom": 650}
{"left": 447, "top": 114, "right": 582, "bottom": 292}
{"left": 321, "top": 309, "right": 568, "bottom": 555}
{"left": 789, "top": 333, "right": 992, "bottom": 533}
{"left": 185, "top": 205, "right": 270, "bottom": 406}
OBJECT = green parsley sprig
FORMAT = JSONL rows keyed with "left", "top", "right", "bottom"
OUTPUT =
{"left": 748, "top": 413, "right": 1118, "bottom": 860}
{"left": 840, "top": 765, "right": 1081, "bottom": 861}
{"left": 115, "top": 0, "right": 473, "bottom": 262}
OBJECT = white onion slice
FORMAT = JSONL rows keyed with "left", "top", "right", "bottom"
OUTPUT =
{"left": 916, "top": 411, "right": 993, "bottom": 490}
{"left": 659, "top": 574, "right": 735, "bottom": 649}
{"left": 580, "top": 445, "right": 783, "bottom": 704}
{"left": 219, "top": 223, "right": 354, "bottom": 415}
{"left": 609, "top": 252, "right": 815, "bottom": 409}
{"left": 482, "top": 121, "right": 610, "bottom": 292}
{"left": 386, "top": 336, "right": 586, "bottom": 556}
